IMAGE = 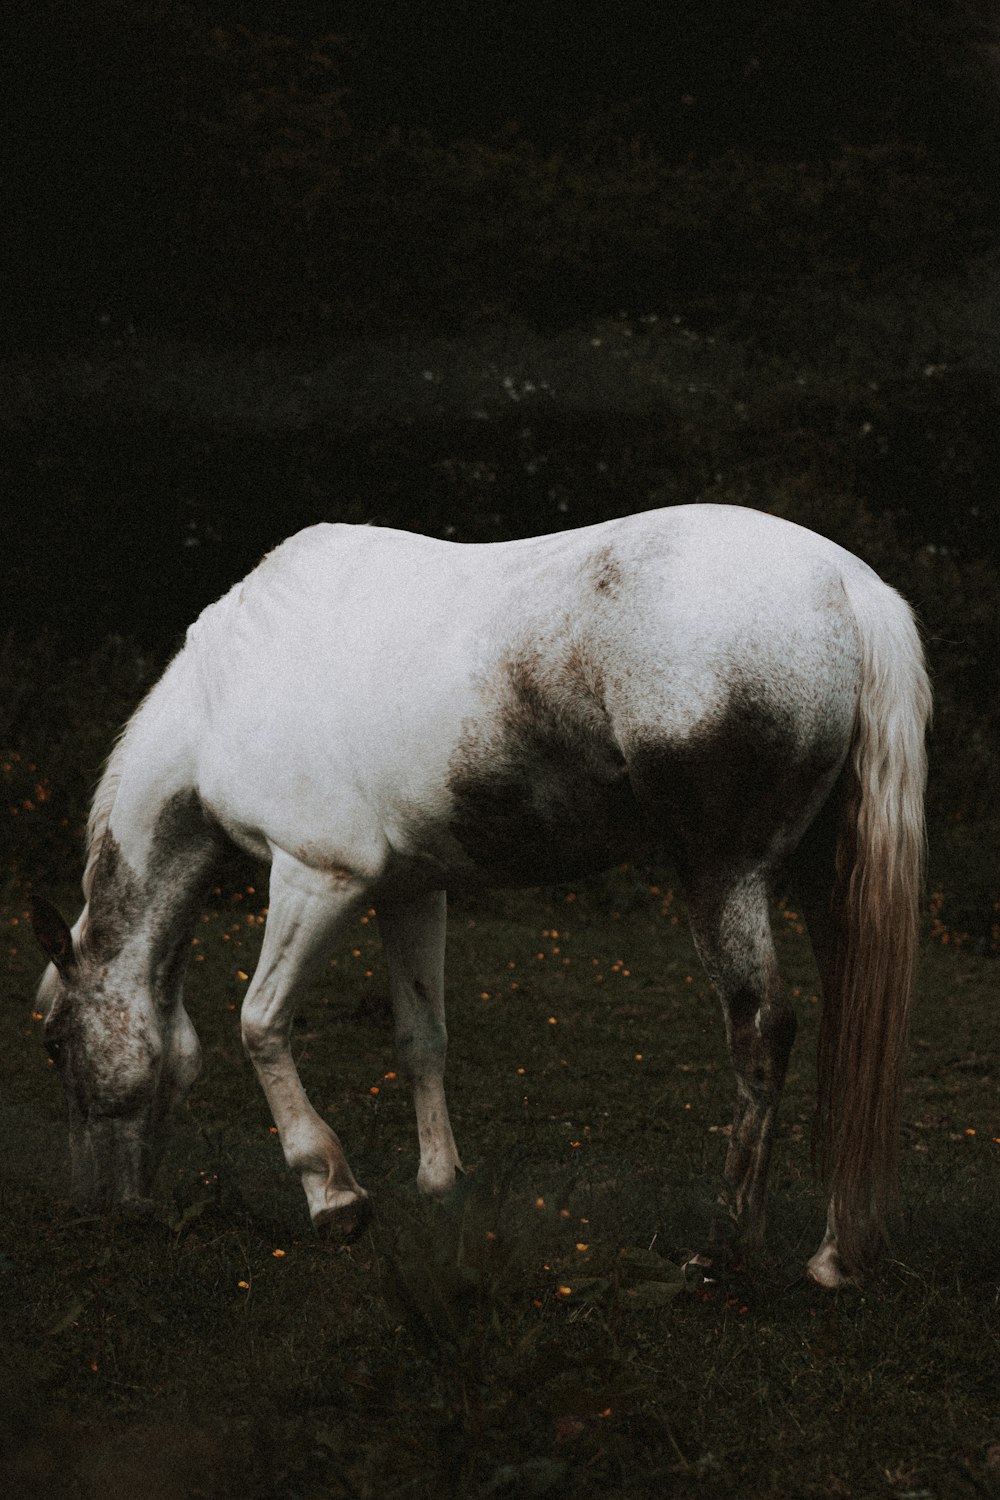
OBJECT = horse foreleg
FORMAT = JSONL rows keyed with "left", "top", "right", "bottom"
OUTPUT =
{"left": 378, "top": 889, "right": 463, "bottom": 1197}
{"left": 688, "top": 872, "right": 796, "bottom": 1264}
{"left": 241, "top": 849, "right": 370, "bottom": 1236}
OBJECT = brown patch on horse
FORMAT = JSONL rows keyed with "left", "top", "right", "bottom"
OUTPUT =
{"left": 627, "top": 696, "right": 844, "bottom": 879}
{"left": 82, "top": 791, "right": 221, "bottom": 979}
{"left": 294, "top": 846, "right": 357, "bottom": 882}
{"left": 589, "top": 544, "right": 625, "bottom": 598}
{"left": 81, "top": 834, "right": 144, "bottom": 962}
{"left": 446, "top": 641, "right": 639, "bottom": 883}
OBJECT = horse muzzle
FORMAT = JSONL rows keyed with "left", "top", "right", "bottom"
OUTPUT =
{"left": 68, "top": 1111, "right": 158, "bottom": 1216}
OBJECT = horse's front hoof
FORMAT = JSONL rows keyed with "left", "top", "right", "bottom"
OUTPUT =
{"left": 313, "top": 1193, "right": 372, "bottom": 1243}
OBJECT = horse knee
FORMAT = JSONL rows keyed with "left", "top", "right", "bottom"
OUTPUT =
{"left": 241, "top": 1013, "right": 284, "bottom": 1065}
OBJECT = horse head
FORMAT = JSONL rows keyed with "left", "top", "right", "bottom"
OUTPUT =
{"left": 31, "top": 896, "right": 201, "bottom": 1215}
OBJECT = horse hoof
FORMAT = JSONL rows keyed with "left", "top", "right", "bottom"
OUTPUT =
{"left": 681, "top": 1251, "right": 717, "bottom": 1283}
{"left": 805, "top": 1247, "right": 849, "bottom": 1290}
{"left": 313, "top": 1194, "right": 372, "bottom": 1243}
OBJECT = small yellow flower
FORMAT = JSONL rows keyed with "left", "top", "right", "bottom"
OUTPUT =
{"left": 272, "top": 1248, "right": 285, "bottom": 1258}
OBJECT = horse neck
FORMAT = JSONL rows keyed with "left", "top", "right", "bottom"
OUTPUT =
{"left": 83, "top": 653, "right": 219, "bottom": 995}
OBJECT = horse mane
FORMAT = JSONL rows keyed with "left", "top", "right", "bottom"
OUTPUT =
{"left": 82, "top": 721, "right": 134, "bottom": 902}
{"left": 81, "top": 645, "right": 193, "bottom": 905}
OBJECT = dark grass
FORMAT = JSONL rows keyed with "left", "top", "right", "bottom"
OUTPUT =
{"left": 2, "top": 872, "right": 998, "bottom": 1499}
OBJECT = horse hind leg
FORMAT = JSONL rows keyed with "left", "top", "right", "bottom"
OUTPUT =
{"left": 241, "top": 848, "right": 371, "bottom": 1237}
{"left": 377, "top": 889, "right": 463, "bottom": 1197}
{"left": 686, "top": 869, "right": 797, "bottom": 1266}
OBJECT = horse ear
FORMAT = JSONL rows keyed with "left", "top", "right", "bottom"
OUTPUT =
{"left": 31, "top": 898, "right": 78, "bottom": 979}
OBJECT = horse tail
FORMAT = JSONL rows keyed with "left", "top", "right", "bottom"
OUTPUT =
{"left": 815, "top": 570, "right": 931, "bottom": 1273}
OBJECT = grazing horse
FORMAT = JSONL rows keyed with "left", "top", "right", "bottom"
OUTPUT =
{"left": 32, "top": 505, "right": 930, "bottom": 1287}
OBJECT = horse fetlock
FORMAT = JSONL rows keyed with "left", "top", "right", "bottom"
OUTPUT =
{"left": 282, "top": 1125, "right": 346, "bottom": 1179}
{"left": 416, "top": 1155, "right": 463, "bottom": 1198}
{"left": 715, "top": 1184, "right": 764, "bottom": 1244}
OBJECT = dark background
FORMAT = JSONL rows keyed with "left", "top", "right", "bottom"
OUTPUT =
{"left": 2, "top": 18, "right": 998, "bottom": 1493}
{"left": 2, "top": 0, "right": 998, "bottom": 925}
{"left": 7, "top": 1, "right": 999, "bottom": 353}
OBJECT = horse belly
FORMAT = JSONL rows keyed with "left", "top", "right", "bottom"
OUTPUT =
{"left": 443, "top": 751, "right": 643, "bottom": 886}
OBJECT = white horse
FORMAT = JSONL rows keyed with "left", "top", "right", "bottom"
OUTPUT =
{"left": 32, "top": 504, "right": 930, "bottom": 1288}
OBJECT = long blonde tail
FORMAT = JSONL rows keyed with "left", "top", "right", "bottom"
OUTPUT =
{"left": 816, "top": 573, "right": 931, "bottom": 1273}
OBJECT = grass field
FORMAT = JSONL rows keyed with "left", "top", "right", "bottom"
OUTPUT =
{"left": 1, "top": 867, "right": 997, "bottom": 1500}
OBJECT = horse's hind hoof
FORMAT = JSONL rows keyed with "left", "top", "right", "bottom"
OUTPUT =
{"left": 680, "top": 1251, "right": 718, "bottom": 1284}
{"left": 805, "top": 1242, "right": 851, "bottom": 1290}
{"left": 313, "top": 1193, "right": 372, "bottom": 1243}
